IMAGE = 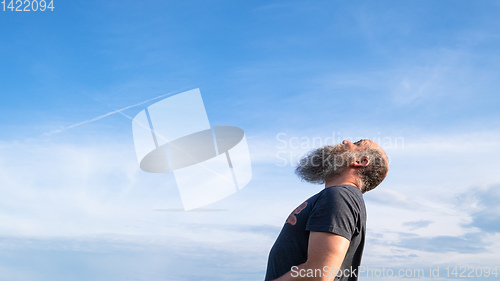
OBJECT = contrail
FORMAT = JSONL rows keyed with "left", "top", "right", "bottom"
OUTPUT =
{"left": 44, "top": 90, "right": 179, "bottom": 136}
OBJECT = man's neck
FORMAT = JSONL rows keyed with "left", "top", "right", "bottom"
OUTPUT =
{"left": 324, "top": 171, "right": 362, "bottom": 192}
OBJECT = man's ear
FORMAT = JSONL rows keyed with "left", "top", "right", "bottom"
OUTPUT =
{"left": 352, "top": 157, "right": 369, "bottom": 168}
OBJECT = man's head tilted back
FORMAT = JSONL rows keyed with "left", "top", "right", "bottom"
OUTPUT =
{"left": 295, "top": 139, "right": 389, "bottom": 193}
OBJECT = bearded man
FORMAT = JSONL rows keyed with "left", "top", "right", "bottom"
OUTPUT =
{"left": 264, "top": 139, "right": 389, "bottom": 281}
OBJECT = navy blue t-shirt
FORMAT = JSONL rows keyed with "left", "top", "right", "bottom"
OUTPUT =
{"left": 264, "top": 185, "right": 366, "bottom": 281}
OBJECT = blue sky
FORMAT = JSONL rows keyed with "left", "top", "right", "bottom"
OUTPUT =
{"left": 1, "top": 0, "right": 500, "bottom": 280}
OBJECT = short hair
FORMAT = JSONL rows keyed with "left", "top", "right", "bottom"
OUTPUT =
{"left": 357, "top": 148, "right": 388, "bottom": 192}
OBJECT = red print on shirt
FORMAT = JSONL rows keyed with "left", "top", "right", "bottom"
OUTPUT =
{"left": 286, "top": 201, "right": 308, "bottom": 226}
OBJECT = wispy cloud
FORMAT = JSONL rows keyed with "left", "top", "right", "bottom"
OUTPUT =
{"left": 43, "top": 91, "right": 180, "bottom": 136}
{"left": 0, "top": 233, "right": 267, "bottom": 281}
{"left": 402, "top": 220, "right": 433, "bottom": 230}
{"left": 397, "top": 232, "right": 490, "bottom": 254}
{"left": 459, "top": 185, "right": 500, "bottom": 234}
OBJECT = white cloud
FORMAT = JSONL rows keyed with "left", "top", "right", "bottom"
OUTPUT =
{"left": 1, "top": 125, "right": 500, "bottom": 278}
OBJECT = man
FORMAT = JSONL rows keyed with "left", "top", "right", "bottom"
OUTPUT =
{"left": 264, "top": 139, "right": 389, "bottom": 281}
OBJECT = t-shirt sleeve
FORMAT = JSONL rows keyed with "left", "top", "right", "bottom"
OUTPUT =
{"left": 305, "top": 187, "right": 360, "bottom": 241}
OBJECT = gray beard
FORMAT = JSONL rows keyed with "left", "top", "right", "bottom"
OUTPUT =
{"left": 295, "top": 143, "right": 357, "bottom": 184}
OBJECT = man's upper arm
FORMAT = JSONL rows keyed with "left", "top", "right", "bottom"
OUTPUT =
{"left": 306, "top": 231, "right": 350, "bottom": 275}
